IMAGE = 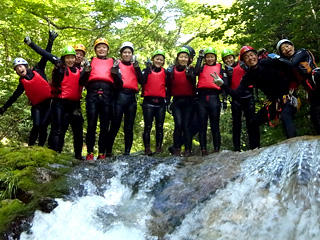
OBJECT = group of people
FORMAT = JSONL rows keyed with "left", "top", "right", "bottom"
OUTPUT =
{"left": 1, "top": 30, "right": 319, "bottom": 159}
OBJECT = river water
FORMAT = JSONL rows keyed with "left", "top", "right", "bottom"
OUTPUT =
{"left": 20, "top": 137, "right": 320, "bottom": 240}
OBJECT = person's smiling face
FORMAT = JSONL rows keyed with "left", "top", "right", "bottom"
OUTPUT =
{"left": 15, "top": 65, "right": 28, "bottom": 77}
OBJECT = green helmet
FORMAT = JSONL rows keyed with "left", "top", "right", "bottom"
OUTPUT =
{"left": 61, "top": 46, "right": 76, "bottom": 57}
{"left": 204, "top": 47, "right": 217, "bottom": 56}
{"left": 177, "top": 47, "right": 190, "bottom": 56}
{"left": 221, "top": 49, "right": 234, "bottom": 59}
{"left": 152, "top": 49, "right": 166, "bottom": 58}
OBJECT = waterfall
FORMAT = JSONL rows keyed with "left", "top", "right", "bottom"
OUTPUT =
{"left": 19, "top": 137, "right": 320, "bottom": 240}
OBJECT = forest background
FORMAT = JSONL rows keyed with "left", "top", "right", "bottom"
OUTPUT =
{"left": 0, "top": 0, "right": 319, "bottom": 155}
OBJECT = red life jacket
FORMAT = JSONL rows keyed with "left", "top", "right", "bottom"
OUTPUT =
{"left": 119, "top": 62, "right": 139, "bottom": 91}
{"left": 20, "top": 71, "right": 52, "bottom": 105}
{"left": 88, "top": 57, "right": 114, "bottom": 83}
{"left": 197, "top": 64, "right": 222, "bottom": 90}
{"left": 143, "top": 68, "right": 166, "bottom": 98}
{"left": 171, "top": 67, "right": 194, "bottom": 96}
{"left": 60, "top": 68, "right": 82, "bottom": 101}
{"left": 231, "top": 63, "right": 246, "bottom": 89}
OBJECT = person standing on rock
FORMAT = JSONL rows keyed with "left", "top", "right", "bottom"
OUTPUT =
{"left": 106, "top": 41, "right": 143, "bottom": 156}
{"left": 168, "top": 45, "right": 200, "bottom": 156}
{"left": 80, "top": 38, "right": 120, "bottom": 161}
{"left": 276, "top": 39, "right": 320, "bottom": 134}
{"left": 167, "top": 47, "right": 196, "bottom": 157}
{"left": 194, "top": 47, "right": 228, "bottom": 155}
{"left": 0, "top": 30, "right": 58, "bottom": 146}
{"left": 213, "top": 45, "right": 299, "bottom": 139}
{"left": 23, "top": 39, "right": 87, "bottom": 159}
{"left": 141, "top": 49, "right": 168, "bottom": 155}
{"left": 221, "top": 49, "right": 260, "bottom": 151}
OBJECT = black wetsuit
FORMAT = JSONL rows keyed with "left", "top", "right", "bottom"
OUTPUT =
{"left": 225, "top": 62, "right": 260, "bottom": 151}
{"left": 194, "top": 56, "right": 228, "bottom": 152}
{"left": 141, "top": 65, "right": 168, "bottom": 152}
{"left": 27, "top": 41, "right": 85, "bottom": 159}
{"left": 0, "top": 35, "right": 55, "bottom": 146}
{"left": 106, "top": 60, "right": 143, "bottom": 155}
{"left": 223, "top": 58, "right": 299, "bottom": 138}
{"left": 81, "top": 57, "right": 121, "bottom": 155}
{"left": 280, "top": 49, "right": 320, "bottom": 134}
{"left": 167, "top": 65, "right": 196, "bottom": 153}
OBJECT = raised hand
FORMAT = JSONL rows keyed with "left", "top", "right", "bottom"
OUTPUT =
{"left": 113, "top": 59, "right": 120, "bottom": 68}
{"left": 211, "top": 72, "right": 224, "bottom": 86}
{"left": 24, "top": 36, "right": 32, "bottom": 45}
{"left": 49, "top": 30, "right": 58, "bottom": 41}
{"left": 199, "top": 49, "right": 205, "bottom": 58}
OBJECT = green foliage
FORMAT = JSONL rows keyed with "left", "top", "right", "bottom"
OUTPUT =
{"left": 200, "top": 0, "right": 320, "bottom": 57}
{"left": 0, "top": 146, "right": 75, "bottom": 234}
{"left": 0, "top": 199, "right": 26, "bottom": 233}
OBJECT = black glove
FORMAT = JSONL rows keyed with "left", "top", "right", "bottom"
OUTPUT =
{"left": 145, "top": 59, "right": 152, "bottom": 68}
{"left": 111, "top": 60, "right": 120, "bottom": 74}
{"left": 199, "top": 49, "right": 205, "bottom": 58}
{"left": 132, "top": 56, "right": 139, "bottom": 68}
{"left": 167, "top": 66, "right": 174, "bottom": 73}
{"left": 24, "top": 36, "right": 32, "bottom": 45}
{"left": 49, "top": 30, "right": 58, "bottom": 41}
{"left": 0, "top": 107, "right": 6, "bottom": 115}
{"left": 113, "top": 59, "right": 120, "bottom": 68}
{"left": 83, "top": 59, "right": 91, "bottom": 72}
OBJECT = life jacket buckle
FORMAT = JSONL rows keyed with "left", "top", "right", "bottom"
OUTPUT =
{"left": 97, "top": 89, "right": 104, "bottom": 95}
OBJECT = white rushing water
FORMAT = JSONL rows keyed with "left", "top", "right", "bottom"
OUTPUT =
{"left": 20, "top": 161, "right": 177, "bottom": 240}
{"left": 20, "top": 139, "right": 320, "bottom": 240}
{"left": 167, "top": 139, "right": 320, "bottom": 240}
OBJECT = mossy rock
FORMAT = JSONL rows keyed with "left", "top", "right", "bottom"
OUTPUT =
{"left": 0, "top": 146, "right": 77, "bottom": 236}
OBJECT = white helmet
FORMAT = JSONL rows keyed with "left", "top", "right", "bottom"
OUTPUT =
{"left": 119, "top": 41, "right": 134, "bottom": 53}
{"left": 13, "top": 58, "right": 28, "bottom": 69}
{"left": 276, "top": 39, "right": 293, "bottom": 54}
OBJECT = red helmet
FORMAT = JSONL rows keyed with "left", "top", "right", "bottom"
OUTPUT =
{"left": 240, "top": 46, "right": 257, "bottom": 60}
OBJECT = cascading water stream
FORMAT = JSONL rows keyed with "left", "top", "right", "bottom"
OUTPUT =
{"left": 18, "top": 137, "right": 320, "bottom": 240}
{"left": 167, "top": 139, "right": 320, "bottom": 240}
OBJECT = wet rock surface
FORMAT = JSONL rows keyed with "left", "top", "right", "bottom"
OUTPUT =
{"left": 3, "top": 215, "right": 33, "bottom": 240}
{"left": 7, "top": 136, "right": 320, "bottom": 239}
{"left": 38, "top": 198, "right": 58, "bottom": 213}
{"left": 148, "top": 149, "right": 263, "bottom": 237}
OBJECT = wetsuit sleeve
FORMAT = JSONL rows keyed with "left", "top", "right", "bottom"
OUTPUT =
{"left": 134, "top": 65, "right": 143, "bottom": 85}
{"left": 221, "top": 67, "right": 229, "bottom": 89}
{"left": 51, "top": 66, "right": 65, "bottom": 96}
{"left": 278, "top": 57, "right": 294, "bottom": 66}
{"left": 141, "top": 67, "right": 151, "bottom": 85}
{"left": 194, "top": 56, "right": 204, "bottom": 76}
{"left": 27, "top": 41, "right": 61, "bottom": 66}
{"left": 166, "top": 66, "right": 174, "bottom": 98}
{"left": 224, "top": 66, "right": 233, "bottom": 87}
{"left": 220, "top": 68, "right": 229, "bottom": 98}
{"left": 186, "top": 66, "right": 196, "bottom": 87}
{"left": 221, "top": 72, "right": 252, "bottom": 99}
{"left": 165, "top": 69, "right": 170, "bottom": 101}
{"left": 111, "top": 63, "right": 123, "bottom": 89}
{"left": 1, "top": 82, "right": 25, "bottom": 111}
{"left": 35, "top": 32, "right": 57, "bottom": 72}
{"left": 79, "top": 68, "right": 90, "bottom": 86}
{"left": 278, "top": 50, "right": 310, "bottom": 69}
{"left": 290, "top": 49, "right": 309, "bottom": 67}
